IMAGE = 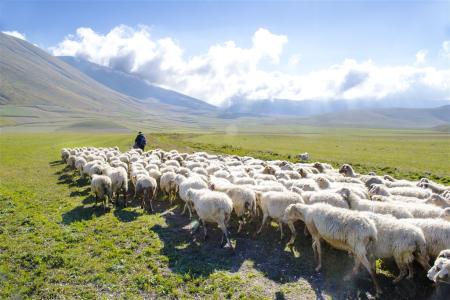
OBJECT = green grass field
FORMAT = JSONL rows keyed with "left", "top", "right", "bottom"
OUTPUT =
{"left": 0, "top": 131, "right": 448, "bottom": 299}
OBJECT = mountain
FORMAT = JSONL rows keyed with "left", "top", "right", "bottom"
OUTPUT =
{"left": 300, "top": 105, "right": 450, "bottom": 128}
{"left": 224, "top": 98, "right": 449, "bottom": 117}
{"left": 0, "top": 32, "right": 142, "bottom": 116}
{"left": 59, "top": 56, "right": 216, "bottom": 112}
{"left": 0, "top": 33, "right": 228, "bottom": 131}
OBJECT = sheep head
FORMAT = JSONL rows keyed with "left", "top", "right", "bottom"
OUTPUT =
{"left": 283, "top": 203, "right": 305, "bottom": 223}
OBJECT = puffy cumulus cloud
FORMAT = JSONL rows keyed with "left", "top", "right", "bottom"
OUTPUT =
{"left": 50, "top": 25, "right": 450, "bottom": 105}
{"left": 415, "top": 49, "right": 428, "bottom": 64}
{"left": 2, "top": 30, "right": 26, "bottom": 40}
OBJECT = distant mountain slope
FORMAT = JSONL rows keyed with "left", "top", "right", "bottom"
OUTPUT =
{"left": 59, "top": 56, "right": 216, "bottom": 112}
{"left": 0, "top": 32, "right": 143, "bottom": 116}
{"left": 301, "top": 105, "right": 450, "bottom": 128}
{"left": 225, "top": 98, "right": 450, "bottom": 117}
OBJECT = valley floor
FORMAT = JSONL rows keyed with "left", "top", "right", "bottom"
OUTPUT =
{"left": 0, "top": 132, "right": 449, "bottom": 299}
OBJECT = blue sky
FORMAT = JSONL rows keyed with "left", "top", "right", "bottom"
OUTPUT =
{"left": 1, "top": 0, "right": 449, "bottom": 104}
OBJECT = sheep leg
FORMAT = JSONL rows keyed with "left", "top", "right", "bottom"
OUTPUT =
{"left": 148, "top": 189, "right": 155, "bottom": 212}
{"left": 344, "top": 258, "right": 361, "bottom": 281}
{"left": 95, "top": 194, "right": 98, "bottom": 206}
{"left": 182, "top": 202, "right": 188, "bottom": 215}
{"left": 257, "top": 214, "right": 268, "bottom": 235}
{"left": 393, "top": 263, "right": 408, "bottom": 283}
{"left": 287, "top": 221, "right": 296, "bottom": 245}
{"left": 279, "top": 221, "right": 284, "bottom": 239}
{"left": 237, "top": 218, "right": 244, "bottom": 233}
{"left": 187, "top": 203, "right": 193, "bottom": 219}
{"left": 358, "top": 254, "right": 382, "bottom": 295}
{"left": 313, "top": 237, "right": 322, "bottom": 272}
{"left": 202, "top": 220, "right": 208, "bottom": 241}
{"left": 219, "top": 222, "right": 233, "bottom": 250}
{"left": 122, "top": 189, "right": 127, "bottom": 207}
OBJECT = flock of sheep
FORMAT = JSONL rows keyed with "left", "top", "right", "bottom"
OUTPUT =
{"left": 61, "top": 146, "right": 450, "bottom": 296}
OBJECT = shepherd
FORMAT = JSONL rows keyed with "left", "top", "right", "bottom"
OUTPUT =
{"left": 134, "top": 131, "right": 147, "bottom": 151}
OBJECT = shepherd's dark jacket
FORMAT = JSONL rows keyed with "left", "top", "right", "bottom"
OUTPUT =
{"left": 134, "top": 134, "right": 146, "bottom": 149}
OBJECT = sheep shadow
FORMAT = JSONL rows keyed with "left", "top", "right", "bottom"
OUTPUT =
{"left": 49, "top": 160, "right": 64, "bottom": 166}
{"left": 61, "top": 203, "right": 109, "bottom": 225}
{"left": 70, "top": 188, "right": 90, "bottom": 198}
{"left": 152, "top": 210, "right": 435, "bottom": 299}
{"left": 113, "top": 207, "right": 141, "bottom": 223}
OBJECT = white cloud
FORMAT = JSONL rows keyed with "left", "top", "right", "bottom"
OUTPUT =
{"left": 415, "top": 49, "right": 427, "bottom": 64}
{"left": 289, "top": 54, "right": 301, "bottom": 66}
{"left": 441, "top": 40, "right": 450, "bottom": 60}
{"left": 50, "top": 25, "right": 450, "bottom": 105}
{"left": 2, "top": 30, "right": 26, "bottom": 40}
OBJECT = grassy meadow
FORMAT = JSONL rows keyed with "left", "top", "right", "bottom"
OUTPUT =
{"left": 0, "top": 131, "right": 449, "bottom": 299}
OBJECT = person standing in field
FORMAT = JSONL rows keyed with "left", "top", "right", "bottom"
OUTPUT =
{"left": 134, "top": 131, "right": 147, "bottom": 151}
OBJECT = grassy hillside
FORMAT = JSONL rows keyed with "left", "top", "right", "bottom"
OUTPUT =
{"left": 0, "top": 33, "right": 140, "bottom": 114}
{"left": 0, "top": 132, "right": 448, "bottom": 299}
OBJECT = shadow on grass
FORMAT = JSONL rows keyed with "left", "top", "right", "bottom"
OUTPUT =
{"left": 152, "top": 206, "right": 435, "bottom": 299}
{"left": 70, "top": 188, "right": 90, "bottom": 197}
{"left": 49, "top": 160, "right": 64, "bottom": 166}
{"left": 61, "top": 203, "right": 109, "bottom": 224}
{"left": 114, "top": 207, "right": 141, "bottom": 222}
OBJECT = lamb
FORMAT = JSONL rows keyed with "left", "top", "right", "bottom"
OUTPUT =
{"left": 90, "top": 174, "right": 113, "bottom": 209}
{"left": 102, "top": 166, "right": 128, "bottom": 206}
{"left": 360, "top": 212, "right": 430, "bottom": 283}
{"left": 402, "top": 219, "right": 450, "bottom": 258}
{"left": 255, "top": 191, "right": 304, "bottom": 240}
{"left": 134, "top": 174, "right": 157, "bottom": 212}
{"left": 339, "top": 188, "right": 414, "bottom": 219}
{"left": 283, "top": 203, "right": 381, "bottom": 295}
{"left": 185, "top": 188, "right": 234, "bottom": 249}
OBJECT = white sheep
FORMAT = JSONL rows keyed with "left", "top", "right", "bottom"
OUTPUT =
{"left": 360, "top": 212, "right": 430, "bottom": 283}
{"left": 298, "top": 152, "right": 310, "bottom": 161}
{"left": 185, "top": 188, "right": 234, "bottom": 249}
{"left": 427, "top": 257, "right": 450, "bottom": 284}
{"left": 102, "top": 166, "right": 128, "bottom": 206}
{"left": 90, "top": 174, "right": 113, "bottom": 209}
{"left": 176, "top": 175, "right": 208, "bottom": 217}
{"left": 211, "top": 184, "right": 256, "bottom": 233}
{"left": 74, "top": 157, "right": 87, "bottom": 176}
{"left": 370, "top": 184, "right": 431, "bottom": 199}
{"left": 134, "top": 174, "right": 157, "bottom": 212}
{"left": 255, "top": 191, "right": 304, "bottom": 240}
{"left": 403, "top": 218, "right": 450, "bottom": 258}
{"left": 283, "top": 203, "right": 381, "bottom": 295}
{"left": 339, "top": 188, "right": 414, "bottom": 219}
{"left": 306, "top": 191, "right": 349, "bottom": 209}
